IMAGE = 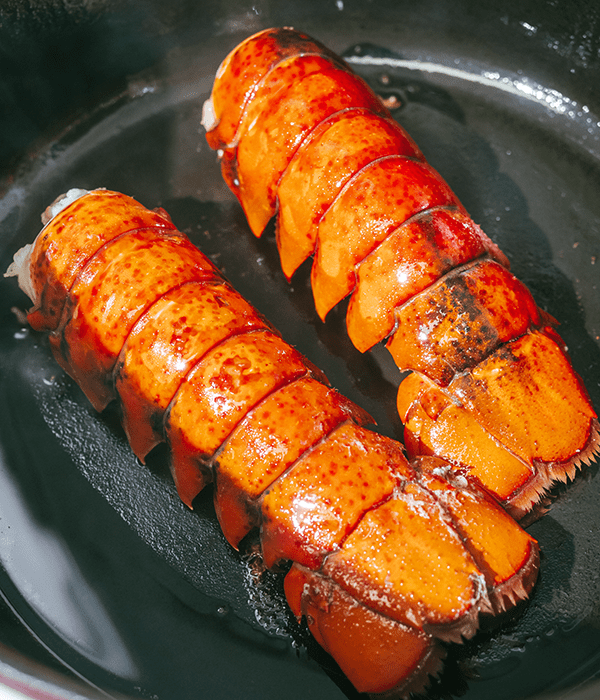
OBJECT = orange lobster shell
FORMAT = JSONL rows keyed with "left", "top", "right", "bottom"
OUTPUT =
{"left": 203, "top": 27, "right": 600, "bottom": 520}
{"left": 8, "top": 189, "right": 539, "bottom": 698}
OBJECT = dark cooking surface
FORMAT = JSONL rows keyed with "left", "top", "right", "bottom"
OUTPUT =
{"left": 1, "top": 2, "right": 600, "bottom": 699}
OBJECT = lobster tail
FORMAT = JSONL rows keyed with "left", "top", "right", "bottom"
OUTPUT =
{"left": 7, "top": 189, "right": 540, "bottom": 697}
{"left": 203, "top": 27, "right": 599, "bottom": 517}
{"left": 284, "top": 564, "right": 446, "bottom": 697}
{"left": 398, "top": 333, "right": 600, "bottom": 518}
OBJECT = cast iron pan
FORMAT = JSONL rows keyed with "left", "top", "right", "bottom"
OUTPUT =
{"left": 1, "top": 1, "right": 599, "bottom": 698}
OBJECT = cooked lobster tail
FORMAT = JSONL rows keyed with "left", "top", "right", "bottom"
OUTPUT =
{"left": 7, "top": 189, "right": 539, "bottom": 697}
{"left": 203, "top": 27, "right": 599, "bottom": 519}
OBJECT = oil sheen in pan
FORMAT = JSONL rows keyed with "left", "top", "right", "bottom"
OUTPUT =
{"left": 0, "top": 38, "right": 599, "bottom": 700}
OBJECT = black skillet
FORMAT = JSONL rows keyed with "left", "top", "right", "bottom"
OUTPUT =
{"left": 0, "top": 1, "right": 599, "bottom": 698}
